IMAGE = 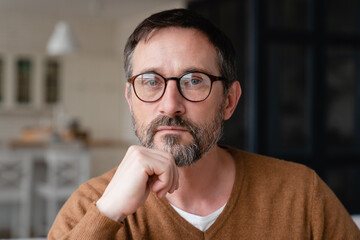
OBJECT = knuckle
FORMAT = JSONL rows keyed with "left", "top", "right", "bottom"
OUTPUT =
{"left": 164, "top": 160, "right": 174, "bottom": 171}
{"left": 128, "top": 145, "right": 139, "bottom": 152}
{"left": 165, "top": 152, "right": 174, "bottom": 161}
{"left": 129, "top": 146, "right": 144, "bottom": 157}
{"left": 126, "top": 146, "right": 146, "bottom": 165}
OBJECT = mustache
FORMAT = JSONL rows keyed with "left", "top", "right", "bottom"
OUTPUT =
{"left": 145, "top": 115, "right": 198, "bottom": 145}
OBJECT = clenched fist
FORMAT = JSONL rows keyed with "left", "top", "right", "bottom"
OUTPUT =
{"left": 96, "top": 145, "right": 179, "bottom": 222}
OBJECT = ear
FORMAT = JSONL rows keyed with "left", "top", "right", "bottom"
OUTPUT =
{"left": 223, "top": 81, "right": 241, "bottom": 120}
{"left": 125, "top": 83, "right": 133, "bottom": 113}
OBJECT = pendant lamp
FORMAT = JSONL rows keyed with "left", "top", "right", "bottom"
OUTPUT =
{"left": 47, "top": 21, "right": 78, "bottom": 55}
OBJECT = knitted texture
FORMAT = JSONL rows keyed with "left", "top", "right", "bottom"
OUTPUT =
{"left": 48, "top": 146, "right": 360, "bottom": 239}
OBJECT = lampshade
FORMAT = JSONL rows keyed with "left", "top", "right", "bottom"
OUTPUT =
{"left": 47, "top": 21, "right": 78, "bottom": 55}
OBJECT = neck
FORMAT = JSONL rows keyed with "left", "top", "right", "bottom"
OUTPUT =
{"left": 166, "top": 145, "right": 235, "bottom": 216}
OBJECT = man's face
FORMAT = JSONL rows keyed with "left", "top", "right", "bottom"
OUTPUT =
{"left": 126, "top": 27, "right": 227, "bottom": 167}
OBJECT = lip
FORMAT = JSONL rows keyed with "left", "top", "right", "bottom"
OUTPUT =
{"left": 156, "top": 126, "right": 188, "bottom": 132}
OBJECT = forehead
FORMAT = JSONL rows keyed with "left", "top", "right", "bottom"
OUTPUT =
{"left": 132, "top": 27, "right": 219, "bottom": 76}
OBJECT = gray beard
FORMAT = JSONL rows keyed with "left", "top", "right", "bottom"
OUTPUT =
{"left": 162, "top": 134, "right": 201, "bottom": 167}
{"left": 132, "top": 103, "right": 225, "bottom": 167}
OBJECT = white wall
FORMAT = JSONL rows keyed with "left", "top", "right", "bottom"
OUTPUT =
{"left": 0, "top": 1, "right": 186, "bottom": 233}
{"left": 0, "top": 1, "right": 186, "bottom": 178}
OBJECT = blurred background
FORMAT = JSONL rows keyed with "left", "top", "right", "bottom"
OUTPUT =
{"left": 0, "top": 0, "right": 359, "bottom": 238}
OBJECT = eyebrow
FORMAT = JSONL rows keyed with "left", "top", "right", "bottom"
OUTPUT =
{"left": 135, "top": 67, "right": 161, "bottom": 75}
{"left": 135, "top": 67, "right": 214, "bottom": 77}
{"left": 183, "top": 67, "right": 212, "bottom": 74}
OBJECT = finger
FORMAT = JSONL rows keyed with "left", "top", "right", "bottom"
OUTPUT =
{"left": 147, "top": 175, "right": 158, "bottom": 188}
{"left": 151, "top": 162, "right": 173, "bottom": 193}
{"left": 168, "top": 164, "right": 178, "bottom": 193}
{"left": 163, "top": 155, "right": 178, "bottom": 193}
{"left": 163, "top": 152, "right": 178, "bottom": 192}
{"left": 160, "top": 160, "right": 179, "bottom": 196}
{"left": 174, "top": 160, "right": 179, "bottom": 189}
{"left": 152, "top": 160, "right": 176, "bottom": 198}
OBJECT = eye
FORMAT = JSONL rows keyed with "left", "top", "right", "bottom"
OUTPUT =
{"left": 137, "top": 74, "right": 163, "bottom": 88}
{"left": 181, "top": 75, "right": 205, "bottom": 88}
{"left": 189, "top": 78, "right": 201, "bottom": 85}
{"left": 145, "top": 79, "right": 159, "bottom": 86}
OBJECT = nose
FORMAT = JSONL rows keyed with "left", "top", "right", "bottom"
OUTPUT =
{"left": 158, "top": 80, "right": 185, "bottom": 117}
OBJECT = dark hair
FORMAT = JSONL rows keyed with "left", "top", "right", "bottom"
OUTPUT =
{"left": 124, "top": 8, "right": 237, "bottom": 92}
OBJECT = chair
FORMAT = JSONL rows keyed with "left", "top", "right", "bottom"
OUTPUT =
{"left": 34, "top": 147, "right": 91, "bottom": 235}
{"left": 0, "top": 151, "right": 32, "bottom": 238}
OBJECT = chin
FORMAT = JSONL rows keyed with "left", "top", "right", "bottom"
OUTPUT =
{"left": 155, "top": 134, "right": 193, "bottom": 148}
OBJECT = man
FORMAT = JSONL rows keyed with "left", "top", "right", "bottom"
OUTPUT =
{"left": 49, "top": 9, "right": 360, "bottom": 239}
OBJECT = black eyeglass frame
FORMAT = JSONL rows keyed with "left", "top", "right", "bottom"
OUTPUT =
{"left": 127, "top": 71, "right": 226, "bottom": 103}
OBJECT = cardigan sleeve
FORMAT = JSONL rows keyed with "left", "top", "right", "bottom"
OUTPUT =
{"left": 48, "top": 171, "right": 125, "bottom": 239}
{"left": 310, "top": 171, "right": 360, "bottom": 239}
{"left": 48, "top": 203, "right": 122, "bottom": 240}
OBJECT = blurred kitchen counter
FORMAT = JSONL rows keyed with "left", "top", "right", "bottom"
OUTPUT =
{"left": 10, "top": 139, "right": 131, "bottom": 149}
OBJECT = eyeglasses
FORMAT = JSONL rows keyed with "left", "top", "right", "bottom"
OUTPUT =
{"left": 127, "top": 71, "right": 225, "bottom": 102}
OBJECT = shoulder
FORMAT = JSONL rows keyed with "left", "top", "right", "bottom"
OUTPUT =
{"left": 224, "top": 145, "right": 314, "bottom": 176}
{"left": 222, "top": 145, "right": 316, "bottom": 192}
{"left": 219, "top": 146, "right": 360, "bottom": 238}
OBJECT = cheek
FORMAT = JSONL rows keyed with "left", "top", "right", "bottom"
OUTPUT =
{"left": 191, "top": 96, "right": 224, "bottom": 122}
{"left": 131, "top": 100, "right": 156, "bottom": 126}
{"left": 185, "top": 105, "right": 218, "bottom": 126}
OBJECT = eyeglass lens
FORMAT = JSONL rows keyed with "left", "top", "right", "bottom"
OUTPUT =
{"left": 133, "top": 72, "right": 212, "bottom": 102}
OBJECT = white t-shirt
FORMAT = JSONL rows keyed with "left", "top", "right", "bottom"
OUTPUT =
{"left": 170, "top": 203, "right": 227, "bottom": 232}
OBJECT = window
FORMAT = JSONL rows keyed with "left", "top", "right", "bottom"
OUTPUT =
{"left": 189, "top": 0, "right": 360, "bottom": 214}
{"left": 267, "top": 0, "right": 309, "bottom": 31}
{"left": 250, "top": 0, "right": 360, "bottom": 213}
{"left": 325, "top": 48, "right": 358, "bottom": 151}
{"left": 326, "top": 0, "right": 360, "bottom": 34}
{"left": 267, "top": 44, "right": 309, "bottom": 152}
{"left": 16, "top": 58, "right": 32, "bottom": 104}
{"left": 0, "top": 58, "right": 3, "bottom": 103}
{"left": 44, "top": 59, "right": 60, "bottom": 104}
